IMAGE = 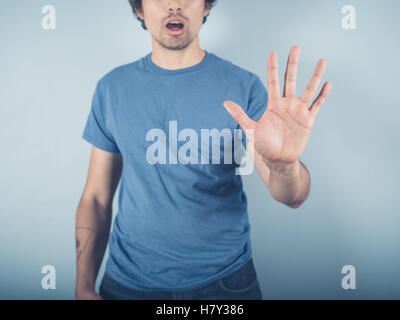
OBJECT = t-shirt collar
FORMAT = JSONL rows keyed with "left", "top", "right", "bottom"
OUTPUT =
{"left": 144, "top": 50, "right": 213, "bottom": 76}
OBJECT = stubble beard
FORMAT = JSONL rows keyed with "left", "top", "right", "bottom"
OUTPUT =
{"left": 155, "top": 26, "right": 194, "bottom": 51}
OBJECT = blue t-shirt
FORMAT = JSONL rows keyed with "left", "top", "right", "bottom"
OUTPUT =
{"left": 82, "top": 50, "right": 268, "bottom": 291}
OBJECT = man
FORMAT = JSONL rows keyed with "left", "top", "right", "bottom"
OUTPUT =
{"left": 75, "top": 0, "right": 332, "bottom": 300}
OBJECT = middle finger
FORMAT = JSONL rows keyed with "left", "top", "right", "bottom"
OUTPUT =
{"left": 283, "top": 45, "right": 301, "bottom": 97}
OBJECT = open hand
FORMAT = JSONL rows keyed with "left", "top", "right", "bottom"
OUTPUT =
{"left": 223, "top": 45, "right": 332, "bottom": 168}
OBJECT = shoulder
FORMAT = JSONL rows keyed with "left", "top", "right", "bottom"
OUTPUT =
{"left": 211, "top": 53, "right": 259, "bottom": 83}
{"left": 97, "top": 55, "right": 147, "bottom": 88}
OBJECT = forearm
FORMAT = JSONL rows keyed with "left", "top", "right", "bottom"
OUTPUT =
{"left": 75, "top": 195, "right": 112, "bottom": 293}
{"left": 263, "top": 158, "right": 311, "bottom": 208}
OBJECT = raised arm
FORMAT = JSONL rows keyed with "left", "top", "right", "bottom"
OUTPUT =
{"left": 223, "top": 45, "right": 332, "bottom": 208}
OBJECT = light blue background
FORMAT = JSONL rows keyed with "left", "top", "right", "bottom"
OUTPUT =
{"left": 1, "top": 0, "right": 399, "bottom": 299}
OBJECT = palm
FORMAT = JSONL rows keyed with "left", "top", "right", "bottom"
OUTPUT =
{"left": 254, "top": 97, "right": 312, "bottom": 163}
{"left": 223, "top": 45, "right": 332, "bottom": 165}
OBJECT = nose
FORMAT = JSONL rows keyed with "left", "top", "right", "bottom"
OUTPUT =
{"left": 168, "top": 0, "right": 183, "bottom": 14}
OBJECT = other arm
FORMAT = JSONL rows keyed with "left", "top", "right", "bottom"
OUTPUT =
{"left": 75, "top": 146, "right": 122, "bottom": 299}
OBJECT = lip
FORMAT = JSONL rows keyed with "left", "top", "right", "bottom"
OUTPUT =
{"left": 165, "top": 17, "right": 186, "bottom": 36}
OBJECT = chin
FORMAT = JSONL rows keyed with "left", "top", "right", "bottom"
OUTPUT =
{"left": 158, "top": 36, "right": 193, "bottom": 51}
{"left": 163, "top": 43, "right": 191, "bottom": 51}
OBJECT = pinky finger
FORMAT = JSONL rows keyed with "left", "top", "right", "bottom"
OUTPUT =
{"left": 308, "top": 82, "right": 332, "bottom": 118}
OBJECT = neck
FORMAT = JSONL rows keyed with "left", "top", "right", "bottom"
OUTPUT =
{"left": 150, "top": 37, "right": 206, "bottom": 70}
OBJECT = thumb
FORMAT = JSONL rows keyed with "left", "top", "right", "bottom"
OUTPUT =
{"left": 222, "top": 100, "right": 256, "bottom": 135}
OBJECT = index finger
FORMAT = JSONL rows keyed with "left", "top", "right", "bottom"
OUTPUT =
{"left": 267, "top": 51, "right": 281, "bottom": 99}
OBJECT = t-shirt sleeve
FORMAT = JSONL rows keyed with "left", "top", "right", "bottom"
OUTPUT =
{"left": 246, "top": 73, "right": 268, "bottom": 121}
{"left": 240, "top": 74, "right": 268, "bottom": 149}
{"left": 82, "top": 80, "right": 121, "bottom": 153}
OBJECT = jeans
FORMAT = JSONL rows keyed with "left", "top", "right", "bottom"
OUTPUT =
{"left": 99, "top": 258, "right": 263, "bottom": 300}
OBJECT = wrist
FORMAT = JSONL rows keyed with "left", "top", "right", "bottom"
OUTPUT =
{"left": 76, "top": 279, "right": 95, "bottom": 293}
{"left": 263, "top": 158, "right": 300, "bottom": 177}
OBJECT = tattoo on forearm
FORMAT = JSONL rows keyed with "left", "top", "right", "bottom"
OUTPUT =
{"left": 76, "top": 227, "right": 94, "bottom": 262}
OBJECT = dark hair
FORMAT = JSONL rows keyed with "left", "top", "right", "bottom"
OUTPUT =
{"left": 128, "top": 0, "right": 217, "bottom": 30}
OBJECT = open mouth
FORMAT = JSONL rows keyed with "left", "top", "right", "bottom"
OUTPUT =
{"left": 165, "top": 18, "right": 186, "bottom": 35}
{"left": 166, "top": 21, "right": 184, "bottom": 31}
